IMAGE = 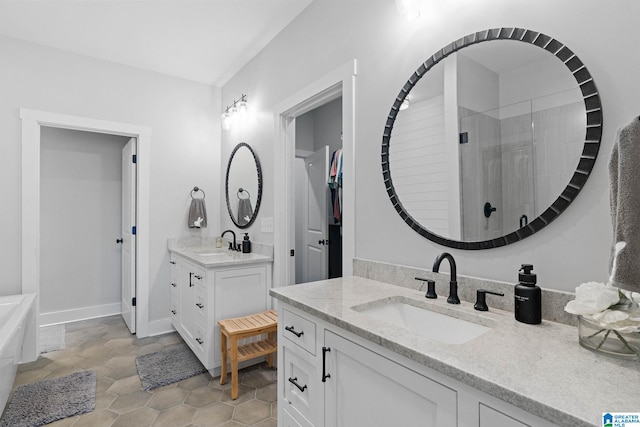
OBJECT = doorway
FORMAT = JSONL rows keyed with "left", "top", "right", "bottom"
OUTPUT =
{"left": 21, "top": 109, "right": 152, "bottom": 358}
{"left": 39, "top": 128, "right": 131, "bottom": 329}
{"left": 273, "top": 60, "right": 356, "bottom": 288}
{"left": 294, "top": 98, "right": 343, "bottom": 283}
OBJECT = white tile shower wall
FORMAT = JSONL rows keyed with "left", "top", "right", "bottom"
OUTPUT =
{"left": 459, "top": 106, "right": 503, "bottom": 241}
{"left": 533, "top": 102, "right": 586, "bottom": 211}
{"left": 353, "top": 258, "right": 576, "bottom": 326}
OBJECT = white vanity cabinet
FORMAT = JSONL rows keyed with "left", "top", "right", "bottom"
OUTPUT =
{"left": 277, "top": 303, "right": 557, "bottom": 427}
{"left": 323, "top": 330, "right": 457, "bottom": 427}
{"left": 170, "top": 253, "right": 272, "bottom": 373}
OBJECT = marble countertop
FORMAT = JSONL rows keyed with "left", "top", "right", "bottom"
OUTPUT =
{"left": 168, "top": 238, "right": 272, "bottom": 268}
{"left": 270, "top": 276, "right": 640, "bottom": 427}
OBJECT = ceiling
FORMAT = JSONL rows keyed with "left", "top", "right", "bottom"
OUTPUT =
{"left": 0, "top": 0, "right": 314, "bottom": 86}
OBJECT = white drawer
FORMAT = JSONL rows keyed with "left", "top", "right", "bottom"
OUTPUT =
{"left": 170, "top": 261, "right": 179, "bottom": 279}
{"left": 283, "top": 309, "right": 316, "bottom": 355}
{"left": 193, "top": 325, "right": 206, "bottom": 354}
{"left": 195, "top": 289, "right": 207, "bottom": 320}
{"left": 191, "top": 268, "right": 205, "bottom": 287}
{"left": 283, "top": 345, "right": 317, "bottom": 425}
{"left": 170, "top": 300, "right": 178, "bottom": 320}
{"left": 282, "top": 406, "right": 314, "bottom": 427}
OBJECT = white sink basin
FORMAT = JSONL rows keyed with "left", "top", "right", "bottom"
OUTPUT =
{"left": 196, "top": 252, "right": 230, "bottom": 257}
{"left": 191, "top": 248, "right": 234, "bottom": 257}
{"left": 354, "top": 299, "right": 491, "bottom": 345}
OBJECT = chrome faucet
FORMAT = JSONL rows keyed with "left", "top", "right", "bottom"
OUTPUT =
{"left": 221, "top": 229, "right": 238, "bottom": 251}
{"left": 432, "top": 252, "right": 460, "bottom": 304}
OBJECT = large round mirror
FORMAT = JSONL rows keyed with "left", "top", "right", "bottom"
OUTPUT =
{"left": 225, "top": 142, "right": 262, "bottom": 228}
{"left": 382, "top": 28, "right": 602, "bottom": 249}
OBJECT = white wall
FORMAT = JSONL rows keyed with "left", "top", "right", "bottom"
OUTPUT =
{"left": 0, "top": 36, "right": 220, "bottom": 329}
{"left": 221, "top": 0, "right": 637, "bottom": 292}
{"left": 40, "top": 128, "right": 128, "bottom": 319}
{"left": 311, "top": 97, "right": 343, "bottom": 155}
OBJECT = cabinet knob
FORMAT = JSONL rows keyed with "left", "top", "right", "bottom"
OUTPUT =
{"left": 171, "top": 283, "right": 177, "bottom": 287}
{"left": 194, "top": 275, "right": 202, "bottom": 280}
{"left": 196, "top": 303, "right": 204, "bottom": 309}
{"left": 170, "top": 261, "right": 176, "bottom": 265}
{"left": 171, "top": 310, "right": 176, "bottom": 315}
{"left": 195, "top": 338, "right": 203, "bottom": 345}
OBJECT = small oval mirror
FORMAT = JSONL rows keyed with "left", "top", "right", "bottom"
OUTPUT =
{"left": 225, "top": 142, "right": 262, "bottom": 228}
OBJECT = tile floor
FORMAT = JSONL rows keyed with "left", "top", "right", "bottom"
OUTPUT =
{"left": 11, "top": 315, "right": 278, "bottom": 427}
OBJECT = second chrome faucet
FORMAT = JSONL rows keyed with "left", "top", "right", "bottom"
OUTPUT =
{"left": 432, "top": 252, "right": 460, "bottom": 304}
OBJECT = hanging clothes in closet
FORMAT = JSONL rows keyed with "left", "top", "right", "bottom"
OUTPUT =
{"left": 328, "top": 149, "right": 342, "bottom": 223}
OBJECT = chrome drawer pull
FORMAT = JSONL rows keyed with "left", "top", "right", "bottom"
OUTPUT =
{"left": 288, "top": 377, "right": 307, "bottom": 392}
{"left": 285, "top": 325, "right": 304, "bottom": 337}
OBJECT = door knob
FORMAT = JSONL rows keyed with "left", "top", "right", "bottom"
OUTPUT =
{"left": 483, "top": 202, "right": 497, "bottom": 218}
{"left": 116, "top": 238, "right": 123, "bottom": 244}
{"left": 318, "top": 239, "right": 331, "bottom": 245}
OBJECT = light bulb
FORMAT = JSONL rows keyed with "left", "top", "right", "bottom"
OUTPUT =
{"left": 221, "top": 111, "right": 232, "bottom": 131}
{"left": 237, "top": 95, "right": 248, "bottom": 115}
{"left": 236, "top": 100, "right": 247, "bottom": 114}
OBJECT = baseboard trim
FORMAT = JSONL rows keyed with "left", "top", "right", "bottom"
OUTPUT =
{"left": 146, "top": 318, "right": 175, "bottom": 337}
{"left": 40, "top": 303, "right": 121, "bottom": 326}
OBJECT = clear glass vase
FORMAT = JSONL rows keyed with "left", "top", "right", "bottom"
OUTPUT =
{"left": 578, "top": 315, "right": 640, "bottom": 360}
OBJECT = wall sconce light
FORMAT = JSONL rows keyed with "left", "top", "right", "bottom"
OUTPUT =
{"left": 221, "top": 94, "right": 248, "bottom": 131}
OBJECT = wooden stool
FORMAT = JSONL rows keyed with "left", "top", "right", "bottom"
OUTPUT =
{"left": 218, "top": 309, "right": 277, "bottom": 400}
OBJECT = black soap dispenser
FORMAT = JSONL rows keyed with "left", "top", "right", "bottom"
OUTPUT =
{"left": 242, "top": 233, "right": 251, "bottom": 254}
{"left": 514, "top": 264, "right": 541, "bottom": 324}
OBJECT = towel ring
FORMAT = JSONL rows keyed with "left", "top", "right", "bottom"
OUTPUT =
{"left": 237, "top": 188, "right": 251, "bottom": 200}
{"left": 191, "top": 186, "right": 206, "bottom": 199}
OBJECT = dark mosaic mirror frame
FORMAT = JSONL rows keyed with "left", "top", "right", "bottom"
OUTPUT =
{"left": 381, "top": 27, "right": 603, "bottom": 250}
{"left": 225, "top": 142, "right": 263, "bottom": 229}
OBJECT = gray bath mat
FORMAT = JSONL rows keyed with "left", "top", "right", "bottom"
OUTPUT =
{"left": 0, "top": 370, "right": 96, "bottom": 427}
{"left": 135, "top": 344, "right": 207, "bottom": 391}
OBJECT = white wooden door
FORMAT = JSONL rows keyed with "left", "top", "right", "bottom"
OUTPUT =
{"left": 304, "top": 147, "right": 330, "bottom": 282}
{"left": 121, "top": 138, "right": 136, "bottom": 333}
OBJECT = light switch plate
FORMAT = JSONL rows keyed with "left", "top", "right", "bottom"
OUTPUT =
{"left": 261, "top": 217, "right": 274, "bottom": 233}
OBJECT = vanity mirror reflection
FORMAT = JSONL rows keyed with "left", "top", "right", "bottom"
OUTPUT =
{"left": 382, "top": 28, "right": 602, "bottom": 249}
{"left": 225, "top": 142, "right": 262, "bottom": 228}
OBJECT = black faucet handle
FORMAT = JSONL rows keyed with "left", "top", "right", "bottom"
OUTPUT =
{"left": 474, "top": 289, "right": 504, "bottom": 311}
{"left": 416, "top": 277, "right": 437, "bottom": 299}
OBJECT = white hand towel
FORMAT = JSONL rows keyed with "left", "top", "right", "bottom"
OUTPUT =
{"left": 608, "top": 116, "right": 640, "bottom": 292}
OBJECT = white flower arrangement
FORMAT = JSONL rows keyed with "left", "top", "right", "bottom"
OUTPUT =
{"left": 565, "top": 281, "right": 640, "bottom": 333}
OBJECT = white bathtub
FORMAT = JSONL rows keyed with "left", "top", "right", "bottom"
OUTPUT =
{"left": 0, "top": 294, "right": 36, "bottom": 411}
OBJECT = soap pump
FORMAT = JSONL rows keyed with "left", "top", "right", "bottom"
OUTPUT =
{"left": 242, "top": 233, "right": 252, "bottom": 254}
{"left": 514, "top": 264, "right": 541, "bottom": 324}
